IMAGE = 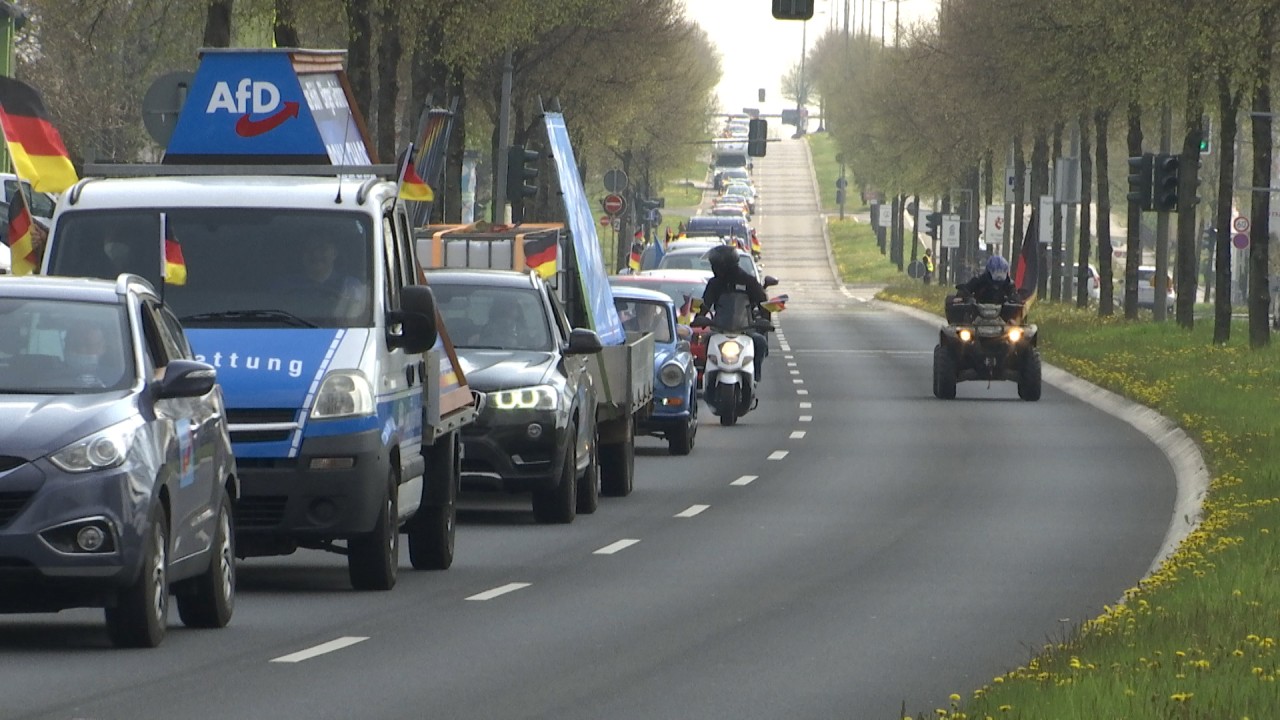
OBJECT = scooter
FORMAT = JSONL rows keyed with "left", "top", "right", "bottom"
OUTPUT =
{"left": 697, "top": 291, "right": 785, "bottom": 426}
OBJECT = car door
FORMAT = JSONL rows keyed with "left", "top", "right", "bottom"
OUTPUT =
{"left": 384, "top": 205, "right": 424, "bottom": 480}
{"left": 546, "top": 287, "right": 593, "bottom": 453}
{"left": 140, "top": 300, "right": 215, "bottom": 564}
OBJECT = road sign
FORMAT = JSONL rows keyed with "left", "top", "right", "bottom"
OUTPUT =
{"left": 603, "top": 169, "right": 628, "bottom": 193}
{"left": 647, "top": 209, "right": 663, "bottom": 226}
{"left": 603, "top": 193, "right": 626, "bottom": 216}
{"left": 835, "top": 177, "right": 848, "bottom": 189}
{"left": 1232, "top": 215, "right": 1250, "bottom": 233}
{"left": 984, "top": 205, "right": 1005, "bottom": 247}
{"left": 600, "top": 214, "right": 612, "bottom": 227}
{"left": 907, "top": 260, "right": 925, "bottom": 279}
{"left": 877, "top": 205, "right": 892, "bottom": 228}
{"left": 941, "top": 214, "right": 960, "bottom": 248}
{"left": 1233, "top": 232, "right": 1250, "bottom": 249}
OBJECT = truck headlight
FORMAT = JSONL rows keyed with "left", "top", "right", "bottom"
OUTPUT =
{"left": 718, "top": 340, "right": 742, "bottom": 364}
{"left": 50, "top": 417, "right": 144, "bottom": 473}
{"left": 311, "top": 370, "right": 375, "bottom": 419}
{"left": 659, "top": 363, "right": 685, "bottom": 387}
{"left": 490, "top": 384, "right": 559, "bottom": 411}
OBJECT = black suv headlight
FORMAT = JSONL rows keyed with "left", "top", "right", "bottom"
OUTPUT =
{"left": 489, "top": 384, "right": 559, "bottom": 411}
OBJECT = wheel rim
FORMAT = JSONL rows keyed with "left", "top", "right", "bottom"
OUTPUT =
{"left": 217, "top": 509, "right": 234, "bottom": 602}
{"left": 385, "top": 494, "right": 397, "bottom": 558}
{"left": 151, "top": 524, "right": 168, "bottom": 625}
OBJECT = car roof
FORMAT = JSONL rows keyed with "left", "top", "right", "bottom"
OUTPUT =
{"left": 609, "top": 285, "right": 674, "bottom": 305}
{"left": 0, "top": 273, "right": 149, "bottom": 304}
{"left": 637, "top": 269, "right": 712, "bottom": 281}
{"left": 423, "top": 268, "right": 539, "bottom": 289}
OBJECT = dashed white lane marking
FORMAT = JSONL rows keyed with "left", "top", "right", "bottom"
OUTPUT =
{"left": 466, "top": 582, "right": 532, "bottom": 601}
{"left": 784, "top": 354, "right": 794, "bottom": 360}
{"left": 797, "top": 389, "right": 809, "bottom": 395}
{"left": 731, "top": 474, "right": 758, "bottom": 486}
{"left": 768, "top": 450, "right": 789, "bottom": 460}
{"left": 799, "top": 415, "right": 813, "bottom": 422}
{"left": 270, "top": 636, "right": 369, "bottom": 663}
{"left": 792, "top": 378, "right": 804, "bottom": 384}
{"left": 790, "top": 370, "right": 801, "bottom": 375}
{"left": 790, "top": 431, "right": 806, "bottom": 440}
{"left": 594, "top": 539, "right": 640, "bottom": 555}
{"left": 676, "top": 504, "right": 710, "bottom": 518}
{"left": 800, "top": 401, "right": 812, "bottom": 408}
{"left": 787, "top": 361, "right": 798, "bottom": 367}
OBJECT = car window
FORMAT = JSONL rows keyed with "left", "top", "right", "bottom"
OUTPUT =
{"left": 0, "top": 298, "right": 134, "bottom": 394}
{"left": 153, "top": 302, "right": 193, "bottom": 361}
{"left": 431, "top": 284, "right": 552, "bottom": 351}
{"left": 657, "top": 252, "right": 710, "bottom": 272}
{"left": 614, "top": 299, "right": 672, "bottom": 343}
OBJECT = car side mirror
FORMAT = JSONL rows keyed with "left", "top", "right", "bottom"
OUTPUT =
{"left": 565, "top": 328, "right": 603, "bottom": 356}
{"left": 155, "top": 359, "right": 217, "bottom": 399}
{"left": 675, "top": 324, "right": 692, "bottom": 340}
{"left": 388, "top": 285, "right": 438, "bottom": 353}
{"left": 763, "top": 275, "right": 779, "bottom": 289}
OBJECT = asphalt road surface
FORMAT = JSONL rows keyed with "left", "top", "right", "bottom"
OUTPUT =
{"left": 0, "top": 136, "right": 1177, "bottom": 720}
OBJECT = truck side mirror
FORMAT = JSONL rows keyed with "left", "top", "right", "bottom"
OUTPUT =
{"left": 388, "top": 285, "right": 438, "bottom": 353}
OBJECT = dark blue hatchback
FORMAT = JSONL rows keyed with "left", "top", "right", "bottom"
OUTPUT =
{"left": 0, "top": 274, "right": 237, "bottom": 647}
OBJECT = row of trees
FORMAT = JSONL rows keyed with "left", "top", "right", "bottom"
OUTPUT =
{"left": 804, "top": 0, "right": 1279, "bottom": 347}
{"left": 15, "top": 0, "right": 719, "bottom": 237}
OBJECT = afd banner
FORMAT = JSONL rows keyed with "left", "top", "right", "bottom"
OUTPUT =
{"left": 543, "top": 113, "right": 624, "bottom": 345}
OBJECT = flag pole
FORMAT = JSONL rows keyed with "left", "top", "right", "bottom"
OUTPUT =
{"left": 158, "top": 212, "right": 168, "bottom": 303}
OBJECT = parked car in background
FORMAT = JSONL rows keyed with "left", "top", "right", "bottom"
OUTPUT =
{"left": 1135, "top": 265, "right": 1175, "bottom": 311}
{"left": 611, "top": 286, "right": 698, "bottom": 455}
{"left": 0, "top": 274, "right": 238, "bottom": 648}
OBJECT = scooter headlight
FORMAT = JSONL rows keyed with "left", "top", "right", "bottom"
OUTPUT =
{"left": 718, "top": 340, "right": 742, "bottom": 364}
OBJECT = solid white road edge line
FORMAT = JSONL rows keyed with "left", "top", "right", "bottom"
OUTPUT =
{"left": 675, "top": 504, "right": 710, "bottom": 518}
{"left": 270, "top": 636, "right": 369, "bottom": 663}
{"left": 594, "top": 539, "right": 641, "bottom": 555}
{"left": 466, "top": 582, "right": 532, "bottom": 601}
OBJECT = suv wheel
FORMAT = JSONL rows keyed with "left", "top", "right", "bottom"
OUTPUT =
{"left": 576, "top": 424, "right": 600, "bottom": 515}
{"left": 105, "top": 503, "right": 169, "bottom": 648}
{"left": 533, "top": 433, "right": 576, "bottom": 524}
{"left": 176, "top": 486, "right": 235, "bottom": 628}
{"left": 408, "top": 433, "right": 458, "bottom": 571}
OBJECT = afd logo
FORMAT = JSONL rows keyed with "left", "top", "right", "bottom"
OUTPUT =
{"left": 206, "top": 78, "right": 301, "bottom": 138}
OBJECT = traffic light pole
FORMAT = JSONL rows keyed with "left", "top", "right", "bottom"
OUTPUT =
{"left": 493, "top": 48, "right": 514, "bottom": 223}
{"left": 1154, "top": 103, "right": 1172, "bottom": 323}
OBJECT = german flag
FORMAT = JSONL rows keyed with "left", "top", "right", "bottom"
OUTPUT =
{"left": 760, "top": 294, "right": 789, "bottom": 313}
{"left": 161, "top": 214, "right": 187, "bottom": 286}
{"left": 628, "top": 240, "right": 642, "bottom": 272}
{"left": 4, "top": 188, "right": 39, "bottom": 275}
{"left": 397, "top": 146, "right": 433, "bottom": 202}
{"left": 750, "top": 230, "right": 762, "bottom": 255}
{"left": 523, "top": 231, "right": 556, "bottom": 279}
{"left": 0, "top": 77, "right": 79, "bottom": 194}
{"left": 1014, "top": 209, "right": 1039, "bottom": 306}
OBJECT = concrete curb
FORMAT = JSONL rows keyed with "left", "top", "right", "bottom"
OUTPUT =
{"left": 882, "top": 300, "right": 1210, "bottom": 581}
{"left": 800, "top": 137, "right": 843, "bottom": 287}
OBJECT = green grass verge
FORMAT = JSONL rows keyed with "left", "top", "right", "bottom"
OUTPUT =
{"left": 878, "top": 280, "right": 1280, "bottom": 720}
{"left": 829, "top": 218, "right": 907, "bottom": 285}
{"left": 806, "top": 133, "right": 866, "bottom": 215}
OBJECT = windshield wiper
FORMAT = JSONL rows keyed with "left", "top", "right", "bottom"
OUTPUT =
{"left": 180, "top": 310, "right": 318, "bottom": 328}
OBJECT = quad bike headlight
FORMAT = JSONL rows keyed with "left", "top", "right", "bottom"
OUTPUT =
{"left": 1007, "top": 327, "right": 1024, "bottom": 343}
{"left": 958, "top": 328, "right": 973, "bottom": 342}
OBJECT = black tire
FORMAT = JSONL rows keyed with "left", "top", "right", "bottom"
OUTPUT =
{"left": 717, "top": 381, "right": 738, "bottom": 426}
{"left": 599, "top": 422, "right": 635, "bottom": 498}
{"left": 348, "top": 471, "right": 399, "bottom": 591}
{"left": 1018, "top": 348, "right": 1043, "bottom": 401}
{"left": 575, "top": 424, "right": 600, "bottom": 515}
{"left": 533, "top": 435, "right": 577, "bottom": 524}
{"left": 176, "top": 487, "right": 235, "bottom": 629}
{"left": 933, "top": 344, "right": 957, "bottom": 400}
{"left": 408, "top": 434, "right": 458, "bottom": 571}
{"left": 105, "top": 503, "right": 169, "bottom": 648}
{"left": 668, "top": 391, "right": 697, "bottom": 455}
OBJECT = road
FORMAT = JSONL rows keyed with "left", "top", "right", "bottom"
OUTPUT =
{"left": 0, "top": 136, "right": 1178, "bottom": 720}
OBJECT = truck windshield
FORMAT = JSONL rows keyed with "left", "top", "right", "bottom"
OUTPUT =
{"left": 49, "top": 209, "right": 374, "bottom": 329}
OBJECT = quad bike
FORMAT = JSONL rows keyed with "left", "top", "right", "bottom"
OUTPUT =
{"left": 932, "top": 297, "right": 1042, "bottom": 401}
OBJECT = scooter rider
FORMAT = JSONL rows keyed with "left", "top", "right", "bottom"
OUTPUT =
{"left": 699, "top": 243, "right": 769, "bottom": 381}
{"left": 956, "top": 255, "right": 1019, "bottom": 304}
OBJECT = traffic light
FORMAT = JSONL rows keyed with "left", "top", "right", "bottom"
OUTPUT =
{"left": 924, "top": 212, "right": 942, "bottom": 239}
{"left": 1152, "top": 153, "right": 1180, "bottom": 212}
{"left": 772, "top": 0, "right": 814, "bottom": 20}
{"left": 748, "top": 118, "right": 768, "bottom": 157}
{"left": 758, "top": 88, "right": 766, "bottom": 103}
{"left": 506, "top": 145, "right": 539, "bottom": 223}
{"left": 1126, "top": 153, "right": 1153, "bottom": 211}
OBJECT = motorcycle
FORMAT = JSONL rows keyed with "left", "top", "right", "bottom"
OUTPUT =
{"left": 695, "top": 290, "right": 786, "bottom": 426}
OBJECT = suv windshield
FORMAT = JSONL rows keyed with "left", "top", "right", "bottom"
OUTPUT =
{"left": 0, "top": 298, "right": 134, "bottom": 394}
{"left": 50, "top": 209, "right": 374, "bottom": 329}
{"left": 432, "top": 284, "right": 552, "bottom": 352}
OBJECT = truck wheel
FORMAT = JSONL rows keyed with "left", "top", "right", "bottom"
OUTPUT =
{"left": 717, "top": 382, "right": 738, "bottom": 426}
{"left": 408, "top": 434, "right": 458, "bottom": 571}
{"left": 533, "top": 435, "right": 577, "bottom": 524}
{"left": 576, "top": 425, "right": 600, "bottom": 515}
{"left": 668, "top": 391, "right": 697, "bottom": 455}
{"left": 348, "top": 471, "right": 399, "bottom": 591}
{"left": 105, "top": 503, "right": 169, "bottom": 648}
{"left": 933, "top": 345, "right": 956, "bottom": 400}
{"left": 176, "top": 487, "right": 235, "bottom": 628}
{"left": 599, "top": 419, "right": 635, "bottom": 497}
{"left": 1018, "top": 349, "right": 1043, "bottom": 401}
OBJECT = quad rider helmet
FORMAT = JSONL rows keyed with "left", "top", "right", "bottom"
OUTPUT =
{"left": 707, "top": 243, "right": 738, "bottom": 277}
{"left": 986, "top": 255, "right": 1010, "bottom": 282}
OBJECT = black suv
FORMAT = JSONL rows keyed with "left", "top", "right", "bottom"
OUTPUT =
{"left": 0, "top": 274, "right": 238, "bottom": 647}
{"left": 425, "top": 270, "right": 602, "bottom": 523}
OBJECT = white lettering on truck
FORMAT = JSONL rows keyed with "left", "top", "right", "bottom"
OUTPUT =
{"left": 207, "top": 79, "right": 282, "bottom": 114}
{"left": 195, "top": 351, "right": 305, "bottom": 378}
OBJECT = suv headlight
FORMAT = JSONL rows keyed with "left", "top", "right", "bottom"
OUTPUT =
{"left": 311, "top": 370, "right": 375, "bottom": 419}
{"left": 50, "top": 416, "right": 145, "bottom": 473}
{"left": 660, "top": 363, "right": 686, "bottom": 387}
{"left": 490, "top": 384, "right": 559, "bottom": 411}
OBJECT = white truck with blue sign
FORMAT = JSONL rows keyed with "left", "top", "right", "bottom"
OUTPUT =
{"left": 41, "top": 48, "right": 475, "bottom": 591}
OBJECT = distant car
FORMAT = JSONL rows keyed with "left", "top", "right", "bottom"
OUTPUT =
{"left": 1134, "top": 265, "right": 1175, "bottom": 311}
{"left": 611, "top": 286, "right": 698, "bottom": 455}
{"left": 0, "top": 274, "right": 237, "bottom": 648}
{"left": 714, "top": 167, "right": 751, "bottom": 191}
{"left": 657, "top": 245, "right": 761, "bottom": 283}
{"left": 425, "top": 269, "right": 603, "bottom": 524}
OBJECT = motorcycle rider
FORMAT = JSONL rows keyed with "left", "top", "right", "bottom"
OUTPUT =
{"left": 698, "top": 243, "right": 769, "bottom": 381}
{"left": 956, "top": 255, "right": 1019, "bottom": 304}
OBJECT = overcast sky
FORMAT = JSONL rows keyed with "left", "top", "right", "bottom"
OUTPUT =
{"left": 679, "top": 0, "right": 938, "bottom": 115}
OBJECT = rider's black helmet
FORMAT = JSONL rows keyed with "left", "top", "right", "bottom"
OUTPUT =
{"left": 707, "top": 243, "right": 738, "bottom": 277}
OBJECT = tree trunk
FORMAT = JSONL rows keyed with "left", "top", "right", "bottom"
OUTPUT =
{"left": 273, "top": 0, "right": 300, "bottom": 48}
{"left": 1213, "top": 74, "right": 1239, "bottom": 344}
{"left": 1031, "top": 130, "right": 1049, "bottom": 300}
{"left": 1176, "top": 73, "right": 1204, "bottom": 330}
{"left": 1012, "top": 133, "right": 1025, "bottom": 272}
{"left": 1077, "top": 110, "right": 1093, "bottom": 308}
{"left": 1125, "top": 101, "right": 1143, "bottom": 319}
{"left": 1248, "top": 6, "right": 1274, "bottom": 348}
{"left": 1050, "top": 122, "right": 1064, "bottom": 302}
{"left": 202, "top": 0, "right": 233, "bottom": 47}
{"left": 443, "top": 66, "right": 466, "bottom": 224}
{"left": 344, "top": 0, "right": 374, "bottom": 122}
{"left": 1095, "top": 106, "right": 1114, "bottom": 316}
{"left": 374, "top": 0, "right": 401, "bottom": 161}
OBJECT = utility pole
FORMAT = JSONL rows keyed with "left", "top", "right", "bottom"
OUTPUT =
{"left": 493, "top": 48, "right": 513, "bottom": 223}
